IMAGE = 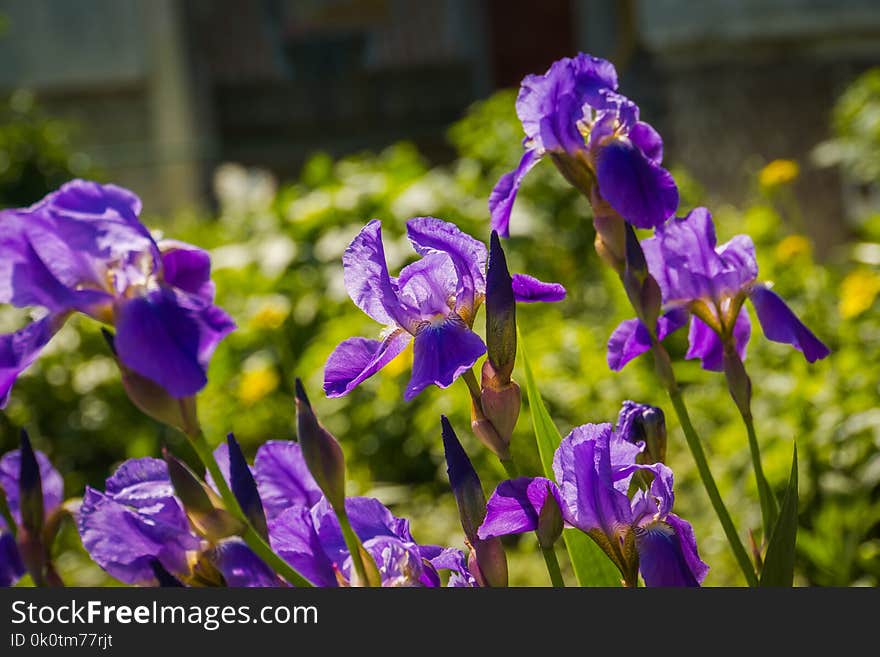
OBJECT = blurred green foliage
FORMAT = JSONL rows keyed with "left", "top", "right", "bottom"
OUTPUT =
{"left": 2, "top": 83, "right": 878, "bottom": 587}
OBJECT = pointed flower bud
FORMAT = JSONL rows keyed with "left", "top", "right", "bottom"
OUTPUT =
{"left": 479, "top": 360, "right": 521, "bottom": 449}
{"left": 441, "top": 416, "right": 508, "bottom": 587}
{"left": 536, "top": 484, "right": 564, "bottom": 549}
{"left": 722, "top": 342, "right": 752, "bottom": 418}
{"left": 18, "top": 429, "right": 44, "bottom": 535}
{"left": 617, "top": 401, "right": 668, "bottom": 465}
{"left": 623, "top": 223, "right": 662, "bottom": 331}
{"left": 486, "top": 231, "right": 517, "bottom": 384}
{"left": 295, "top": 378, "right": 346, "bottom": 511}
{"left": 226, "top": 433, "right": 269, "bottom": 541}
{"left": 469, "top": 397, "right": 511, "bottom": 462}
{"left": 163, "top": 450, "right": 244, "bottom": 541}
{"left": 102, "top": 329, "right": 198, "bottom": 435}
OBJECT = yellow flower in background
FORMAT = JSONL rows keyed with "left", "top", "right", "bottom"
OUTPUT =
{"left": 238, "top": 365, "right": 280, "bottom": 405}
{"left": 249, "top": 298, "right": 290, "bottom": 330}
{"left": 759, "top": 159, "right": 800, "bottom": 190}
{"left": 775, "top": 234, "right": 812, "bottom": 264}
{"left": 839, "top": 269, "right": 880, "bottom": 319}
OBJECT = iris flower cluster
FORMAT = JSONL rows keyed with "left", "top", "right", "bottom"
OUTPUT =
{"left": 0, "top": 50, "right": 831, "bottom": 589}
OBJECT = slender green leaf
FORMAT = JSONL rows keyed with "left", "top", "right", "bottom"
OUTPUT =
{"left": 519, "top": 331, "right": 621, "bottom": 587}
{"left": 760, "top": 444, "right": 798, "bottom": 587}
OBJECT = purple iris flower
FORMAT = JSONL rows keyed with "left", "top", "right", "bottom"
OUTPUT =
{"left": 80, "top": 439, "right": 474, "bottom": 587}
{"left": 78, "top": 453, "right": 278, "bottom": 587}
{"left": 607, "top": 207, "right": 830, "bottom": 372}
{"left": 478, "top": 408, "right": 708, "bottom": 587}
{"left": 324, "top": 217, "right": 563, "bottom": 401}
{"left": 0, "top": 179, "right": 235, "bottom": 406}
{"left": 261, "top": 441, "right": 475, "bottom": 587}
{"left": 0, "top": 444, "right": 64, "bottom": 587}
{"left": 489, "top": 53, "right": 678, "bottom": 237}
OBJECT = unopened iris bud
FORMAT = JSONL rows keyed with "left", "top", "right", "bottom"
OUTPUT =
{"left": 102, "top": 329, "right": 198, "bottom": 435}
{"left": 294, "top": 378, "right": 346, "bottom": 511}
{"left": 590, "top": 186, "right": 626, "bottom": 275}
{"left": 441, "top": 416, "right": 508, "bottom": 587}
{"left": 618, "top": 401, "right": 668, "bottom": 465}
{"left": 536, "top": 486, "right": 564, "bottom": 549}
{"left": 18, "top": 430, "right": 44, "bottom": 536}
{"left": 226, "top": 433, "right": 269, "bottom": 540}
{"left": 486, "top": 231, "right": 517, "bottom": 384}
{"left": 623, "top": 223, "right": 662, "bottom": 331}
{"left": 479, "top": 361, "right": 521, "bottom": 449}
{"left": 163, "top": 450, "right": 244, "bottom": 541}
{"left": 470, "top": 399, "right": 511, "bottom": 462}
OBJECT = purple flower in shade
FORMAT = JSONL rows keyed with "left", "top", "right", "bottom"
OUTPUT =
{"left": 0, "top": 440, "right": 64, "bottom": 587}
{"left": 478, "top": 407, "right": 708, "bottom": 587}
{"left": 324, "top": 217, "right": 565, "bottom": 401}
{"left": 0, "top": 179, "right": 235, "bottom": 407}
{"left": 489, "top": 53, "right": 678, "bottom": 237}
{"left": 607, "top": 207, "right": 830, "bottom": 372}
{"left": 78, "top": 453, "right": 278, "bottom": 587}
{"left": 259, "top": 441, "right": 475, "bottom": 587}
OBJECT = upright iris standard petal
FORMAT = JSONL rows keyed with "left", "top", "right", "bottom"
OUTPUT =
{"left": 342, "top": 219, "right": 413, "bottom": 329}
{"left": 323, "top": 331, "right": 411, "bottom": 398}
{"left": 511, "top": 274, "right": 567, "bottom": 303}
{"left": 253, "top": 441, "right": 322, "bottom": 521}
{"left": 114, "top": 287, "right": 236, "bottom": 398}
{"left": 489, "top": 149, "right": 540, "bottom": 237}
{"left": 406, "top": 216, "right": 487, "bottom": 318}
{"left": 596, "top": 141, "right": 679, "bottom": 229}
{"left": 159, "top": 242, "right": 216, "bottom": 303}
{"left": 749, "top": 285, "right": 830, "bottom": 362}
{"left": 406, "top": 316, "right": 487, "bottom": 401}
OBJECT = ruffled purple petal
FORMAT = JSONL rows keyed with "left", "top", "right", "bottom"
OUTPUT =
{"left": 551, "top": 423, "right": 633, "bottom": 536}
{"left": 210, "top": 538, "right": 281, "bottom": 587}
{"left": 343, "top": 535, "right": 424, "bottom": 587}
{"left": 268, "top": 506, "right": 337, "bottom": 587}
{"left": 489, "top": 149, "right": 540, "bottom": 238}
{"left": 606, "top": 308, "right": 688, "bottom": 371}
{"left": 397, "top": 253, "right": 457, "bottom": 317}
{"left": 666, "top": 513, "right": 709, "bottom": 583}
{"left": 406, "top": 316, "right": 486, "bottom": 401}
{"left": 749, "top": 285, "right": 830, "bottom": 362}
{"left": 406, "top": 217, "right": 487, "bottom": 317}
{"left": 0, "top": 446, "right": 64, "bottom": 524}
{"left": 596, "top": 140, "right": 678, "bottom": 229}
{"left": 478, "top": 477, "right": 561, "bottom": 539}
{"left": 511, "top": 273, "right": 566, "bottom": 303}
{"left": 629, "top": 121, "right": 664, "bottom": 165}
{"left": 342, "top": 220, "right": 413, "bottom": 329}
{"left": 78, "top": 485, "right": 199, "bottom": 585}
{"left": 159, "top": 241, "right": 216, "bottom": 303}
{"left": 0, "top": 531, "right": 25, "bottom": 586}
{"left": 254, "top": 441, "right": 322, "bottom": 521}
{"left": 323, "top": 330, "right": 411, "bottom": 398}
{"left": 114, "top": 287, "right": 235, "bottom": 398}
{"left": 0, "top": 314, "right": 64, "bottom": 408}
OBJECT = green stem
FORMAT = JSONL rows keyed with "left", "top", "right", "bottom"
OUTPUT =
{"left": 500, "top": 458, "right": 519, "bottom": 479}
{"left": 665, "top": 383, "right": 758, "bottom": 587}
{"left": 540, "top": 544, "right": 565, "bottom": 587}
{"left": 186, "top": 428, "right": 312, "bottom": 587}
{"left": 462, "top": 368, "right": 482, "bottom": 403}
{"left": 338, "top": 512, "right": 370, "bottom": 586}
{"left": 740, "top": 409, "right": 779, "bottom": 540}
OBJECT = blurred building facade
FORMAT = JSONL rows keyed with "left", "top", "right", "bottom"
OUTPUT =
{"left": 0, "top": 0, "right": 877, "bottom": 249}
